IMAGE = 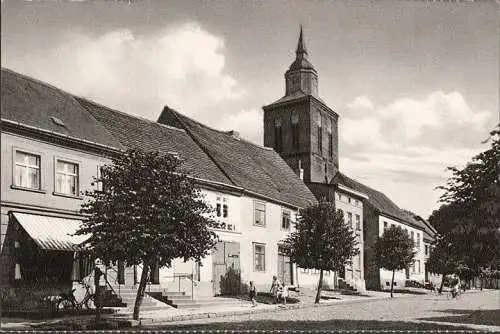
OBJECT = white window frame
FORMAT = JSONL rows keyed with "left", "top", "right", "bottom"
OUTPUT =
{"left": 254, "top": 201, "right": 266, "bottom": 227}
{"left": 216, "top": 195, "right": 229, "bottom": 220}
{"left": 13, "top": 150, "right": 41, "bottom": 190}
{"left": 253, "top": 242, "right": 266, "bottom": 272}
{"left": 355, "top": 214, "right": 361, "bottom": 230}
{"left": 281, "top": 209, "right": 291, "bottom": 230}
{"left": 54, "top": 158, "right": 80, "bottom": 196}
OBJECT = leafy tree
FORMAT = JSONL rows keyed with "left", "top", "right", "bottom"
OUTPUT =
{"left": 425, "top": 239, "right": 463, "bottom": 293}
{"left": 429, "top": 126, "right": 500, "bottom": 275}
{"left": 281, "top": 201, "right": 359, "bottom": 304}
{"left": 76, "top": 149, "right": 218, "bottom": 320}
{"left": 375, "top": 225, "right": 416, "bottom": 298}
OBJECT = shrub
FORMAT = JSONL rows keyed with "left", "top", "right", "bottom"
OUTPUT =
{"left": 219, "top": 267, "right": 242, "bottom": 296}
{"left": 0, "top": 283, "right": 62, "bottom": 312}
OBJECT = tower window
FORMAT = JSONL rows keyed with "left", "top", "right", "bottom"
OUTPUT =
{"left": 292, "top": 123, "right": 299, "bottom": 150}
{"left": 328, "top": 133, "right": 333, "bottom": 157}
{"left": 317, "top": 126, "right": 322, "bottom": 154}
{"left": 274, "top": 125, "right": 283, "bottom": 152}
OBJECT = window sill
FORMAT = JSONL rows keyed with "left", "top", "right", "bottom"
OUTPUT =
{"left": 10, "top": 185, "right": 46, "bottom": 194}
{"left": 254, "top": 223, "right": 266, "bottom": 228}
{"left": 253, "top": 269, "right": 266, "bottom": 273}
{"left": 52, "top": 192, "right": 83, "bottom": 200}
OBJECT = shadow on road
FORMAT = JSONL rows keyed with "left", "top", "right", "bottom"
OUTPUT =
{"left": 419, "top": 309, "right": 500, "bottom": 326}
{"left": 157, "top": 319, "right": 470, "bottom": 331}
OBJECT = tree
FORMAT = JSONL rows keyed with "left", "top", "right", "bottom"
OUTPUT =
{"left": 429, "top": 126, "right": 500, "bottom": 275}
{"left": 425, "top": 239, "right": 463, "bottom": 293}
{"left": 281, "top": 201, "right": 359, "bottom": 304}
{"left": 76, "top": 149, "right": 218, "bottom": 320}
{"left": 375, "top": 225, "right": 416, "bottom": 298}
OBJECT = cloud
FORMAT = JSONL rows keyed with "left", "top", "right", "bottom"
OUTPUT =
{"left": 3, "top": 22, "right": 245, "bottom": 121}
{"left": 340, "top": 92, "right": 495, "bottom": 217}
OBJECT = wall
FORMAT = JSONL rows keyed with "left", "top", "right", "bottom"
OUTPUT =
{"left": 377, "top": 215, "right": 426, "bottom": 290}
{"left": 0, "top": 131, "right": 108, "bottom": 286}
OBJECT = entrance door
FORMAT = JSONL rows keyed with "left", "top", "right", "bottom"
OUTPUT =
{"left": 212, "top": 241, "right": 240, "bottom": 295}
{"left": 278, "top": 247, "right": 293, "bottom": 285}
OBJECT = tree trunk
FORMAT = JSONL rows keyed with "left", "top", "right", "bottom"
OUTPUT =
{"left": 390, "top": 269, "right": 395, "bottom": 298}
{"left": 314, "top": 269, "right": 324, "bottom": 304}
{"left": 439, "top": 274, "right": 445, "bottom": 294}
{"left": 133, "top": 262, "right": 150, "bottom": 320}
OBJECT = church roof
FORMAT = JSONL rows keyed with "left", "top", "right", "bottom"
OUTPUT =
{"left": 288, "top": 26, "right": 315, "bottom": 71}
{"left": 158, "top": 107, "right": 318, "bottom": 208}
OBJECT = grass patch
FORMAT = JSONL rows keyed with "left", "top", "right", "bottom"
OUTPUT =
{"left": 156, "top": 319, "right": 470, "bottom": 330}
{"left": 31, "top": 318, "right": 132, "bottom": 331}
{"left": 420, "top": 309, "right": 500, "bottom": 326}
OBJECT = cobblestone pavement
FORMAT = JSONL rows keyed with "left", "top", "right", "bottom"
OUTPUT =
{"left": 161, "top": 290, "right": 500, "bottom": 329}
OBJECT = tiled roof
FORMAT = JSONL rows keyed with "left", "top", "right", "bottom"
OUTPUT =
{"left": 1, "top": 68, "right": 123, "bottom": 150}
{"left": 75, "top": 98, "right": 233, "bottom": 185}
{"left": 158, "top": 108, "right": 318, "bottom": 208}
{"left": 333, "top": 172, "right": 428, "bottom": 232}
{"left": 264, "top": 92, "right": 334, "bottom": 115}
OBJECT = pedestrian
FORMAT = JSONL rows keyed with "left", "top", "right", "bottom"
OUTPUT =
{"left": 277, "top": 281, "right": 288, "bottom": 305}
{"left": 270, "top": 275, "right": 279, "bottom": 304}
{"left": 249, "top": 281, "right": 257, "bottom": 307}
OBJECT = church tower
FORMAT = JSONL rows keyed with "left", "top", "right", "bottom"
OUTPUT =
{"left": 263, "top": 26, "right": 339, "bottom": 184}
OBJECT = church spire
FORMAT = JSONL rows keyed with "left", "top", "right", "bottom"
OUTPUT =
{"left": 296, "top": 25, "right": 308, "bottom": 57}
{"left": 285, "top": 25, "right": 318, "bottom": 97}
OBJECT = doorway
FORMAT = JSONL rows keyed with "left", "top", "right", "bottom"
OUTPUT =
{"left": 212, "top": 241, "right": 240, "bottom": 295}
{"left": 277, "top": 246, "right": 293, "bottom": 285}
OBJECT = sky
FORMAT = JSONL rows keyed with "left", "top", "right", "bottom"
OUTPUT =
{"left": 2, "top": 0, "right": 498, "bottom": 219}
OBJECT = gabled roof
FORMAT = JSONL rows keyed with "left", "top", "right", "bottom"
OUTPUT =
{"left": 1, "top": 68, "right": 123, "bottom": 150}
{"left": 158, "top": 107, "right": 318, "bottom": 208}
{"left": 333, "top": 172, "right": 428, "bottom": 232}
{"left": 75, "top": 98, "right": 233, "bottom": 186}
{"left": 403, "top": 210, "right": 438, "bottom": 243}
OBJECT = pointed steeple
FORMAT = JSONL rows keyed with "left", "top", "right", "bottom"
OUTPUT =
{"left": 296, "top": 25, "right": 308, "bottom": 57}
{"left": 285, "top": 25, "right": 318, "bottom": 97}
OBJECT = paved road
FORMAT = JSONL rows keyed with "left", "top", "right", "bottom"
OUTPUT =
{"left": 162, "top": 290, "right": 499, "bottom": 328}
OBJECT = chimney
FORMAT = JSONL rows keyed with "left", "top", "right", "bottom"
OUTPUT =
{"left": 228, "top": 130, "right": 240, "bottom": 140}
{"left": 298, "top": 160, "right": 304, "bottom": 180}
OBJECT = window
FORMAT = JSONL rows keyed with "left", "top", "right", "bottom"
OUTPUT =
{"left": 282, "top": 210, "right": 291, "bottom": 230}
{"left": 14, "top": 151, "right": 41, "bottom": 189}
{"left": 317, "top": 126, "right": 322, "bottom": 153}
{"left": 253, "top": 243, "right": 266, "bottom": 271}
{"left": 383, "top": 221, "right": 388, "bottom": 230}
{"left": 416, "top": 233, "right": 420, "bottom": 249}
{"left": 425, "top": 245, "right": 429, "bottom": 255}
{"left": 254, "top": 201, "right": 266, "bottom": 226}
{"left": 348, "top": 197, "right": 351, "bottom": 204}
{"left": 55, "top": 160, "right": 79, "bottom": 195}
{"left": 274, "top": 124, "right": 283, "bottom": 152}
{"left": 328, "top": 132, "right": 333, "bottom": 157}
{"left": 292, "top": 123, "right": 299, "bottom": 150}
{"left": 355, "top": 214, "right": 361, "bottom": 230}
{"left": 347, "top": 212, "right": 353, "bottom": 229}
{"left": 216, "top": 195, "right": 229, "bottom": 219}
{"left": 411, "top": 231, "right": 415, "bottom": 246}
{"left": 411, "top": 262, "right": 416, "bottom": 274}
{"left": 416, "top": 260, "right": 421, "bottom": 274}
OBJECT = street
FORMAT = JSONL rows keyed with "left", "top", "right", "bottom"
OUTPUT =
{"left": 155, "top": 290, "right": 500, "bottom": 331}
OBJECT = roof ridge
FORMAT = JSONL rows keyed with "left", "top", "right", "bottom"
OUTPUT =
{"left": 173, "top": 109, "right": 273, "bottom": 150}
{"left": 76, "top": 97, "right": 186, "bottom": 133}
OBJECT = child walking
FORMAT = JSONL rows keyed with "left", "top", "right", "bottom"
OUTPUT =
{"left": 249, "top": 281, "right": 257, "bottom": 307}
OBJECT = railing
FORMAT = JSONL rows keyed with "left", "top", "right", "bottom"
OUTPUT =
{"left": 164, "top": 274, "right": 195, "bottom": 300}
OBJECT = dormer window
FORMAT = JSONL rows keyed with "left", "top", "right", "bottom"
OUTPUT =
{"left": 50, "top": 116, "right": 65, "bottom": 127}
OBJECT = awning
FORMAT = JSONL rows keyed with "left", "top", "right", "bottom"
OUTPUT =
{"left": 12, "top": 212, "right": 90, "bottom": 251}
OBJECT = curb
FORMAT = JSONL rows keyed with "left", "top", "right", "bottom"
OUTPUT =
{"left": 137, "top": 294, "right": 396, "bottom": 325}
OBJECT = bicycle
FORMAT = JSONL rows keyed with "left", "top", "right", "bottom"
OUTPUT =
{"left": 57, "top": 281, "right": 96, "bottom": 310}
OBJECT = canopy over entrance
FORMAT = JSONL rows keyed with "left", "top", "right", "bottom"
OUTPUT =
{"left": 12, "top": 212, "right": 89, "bottom": 251}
